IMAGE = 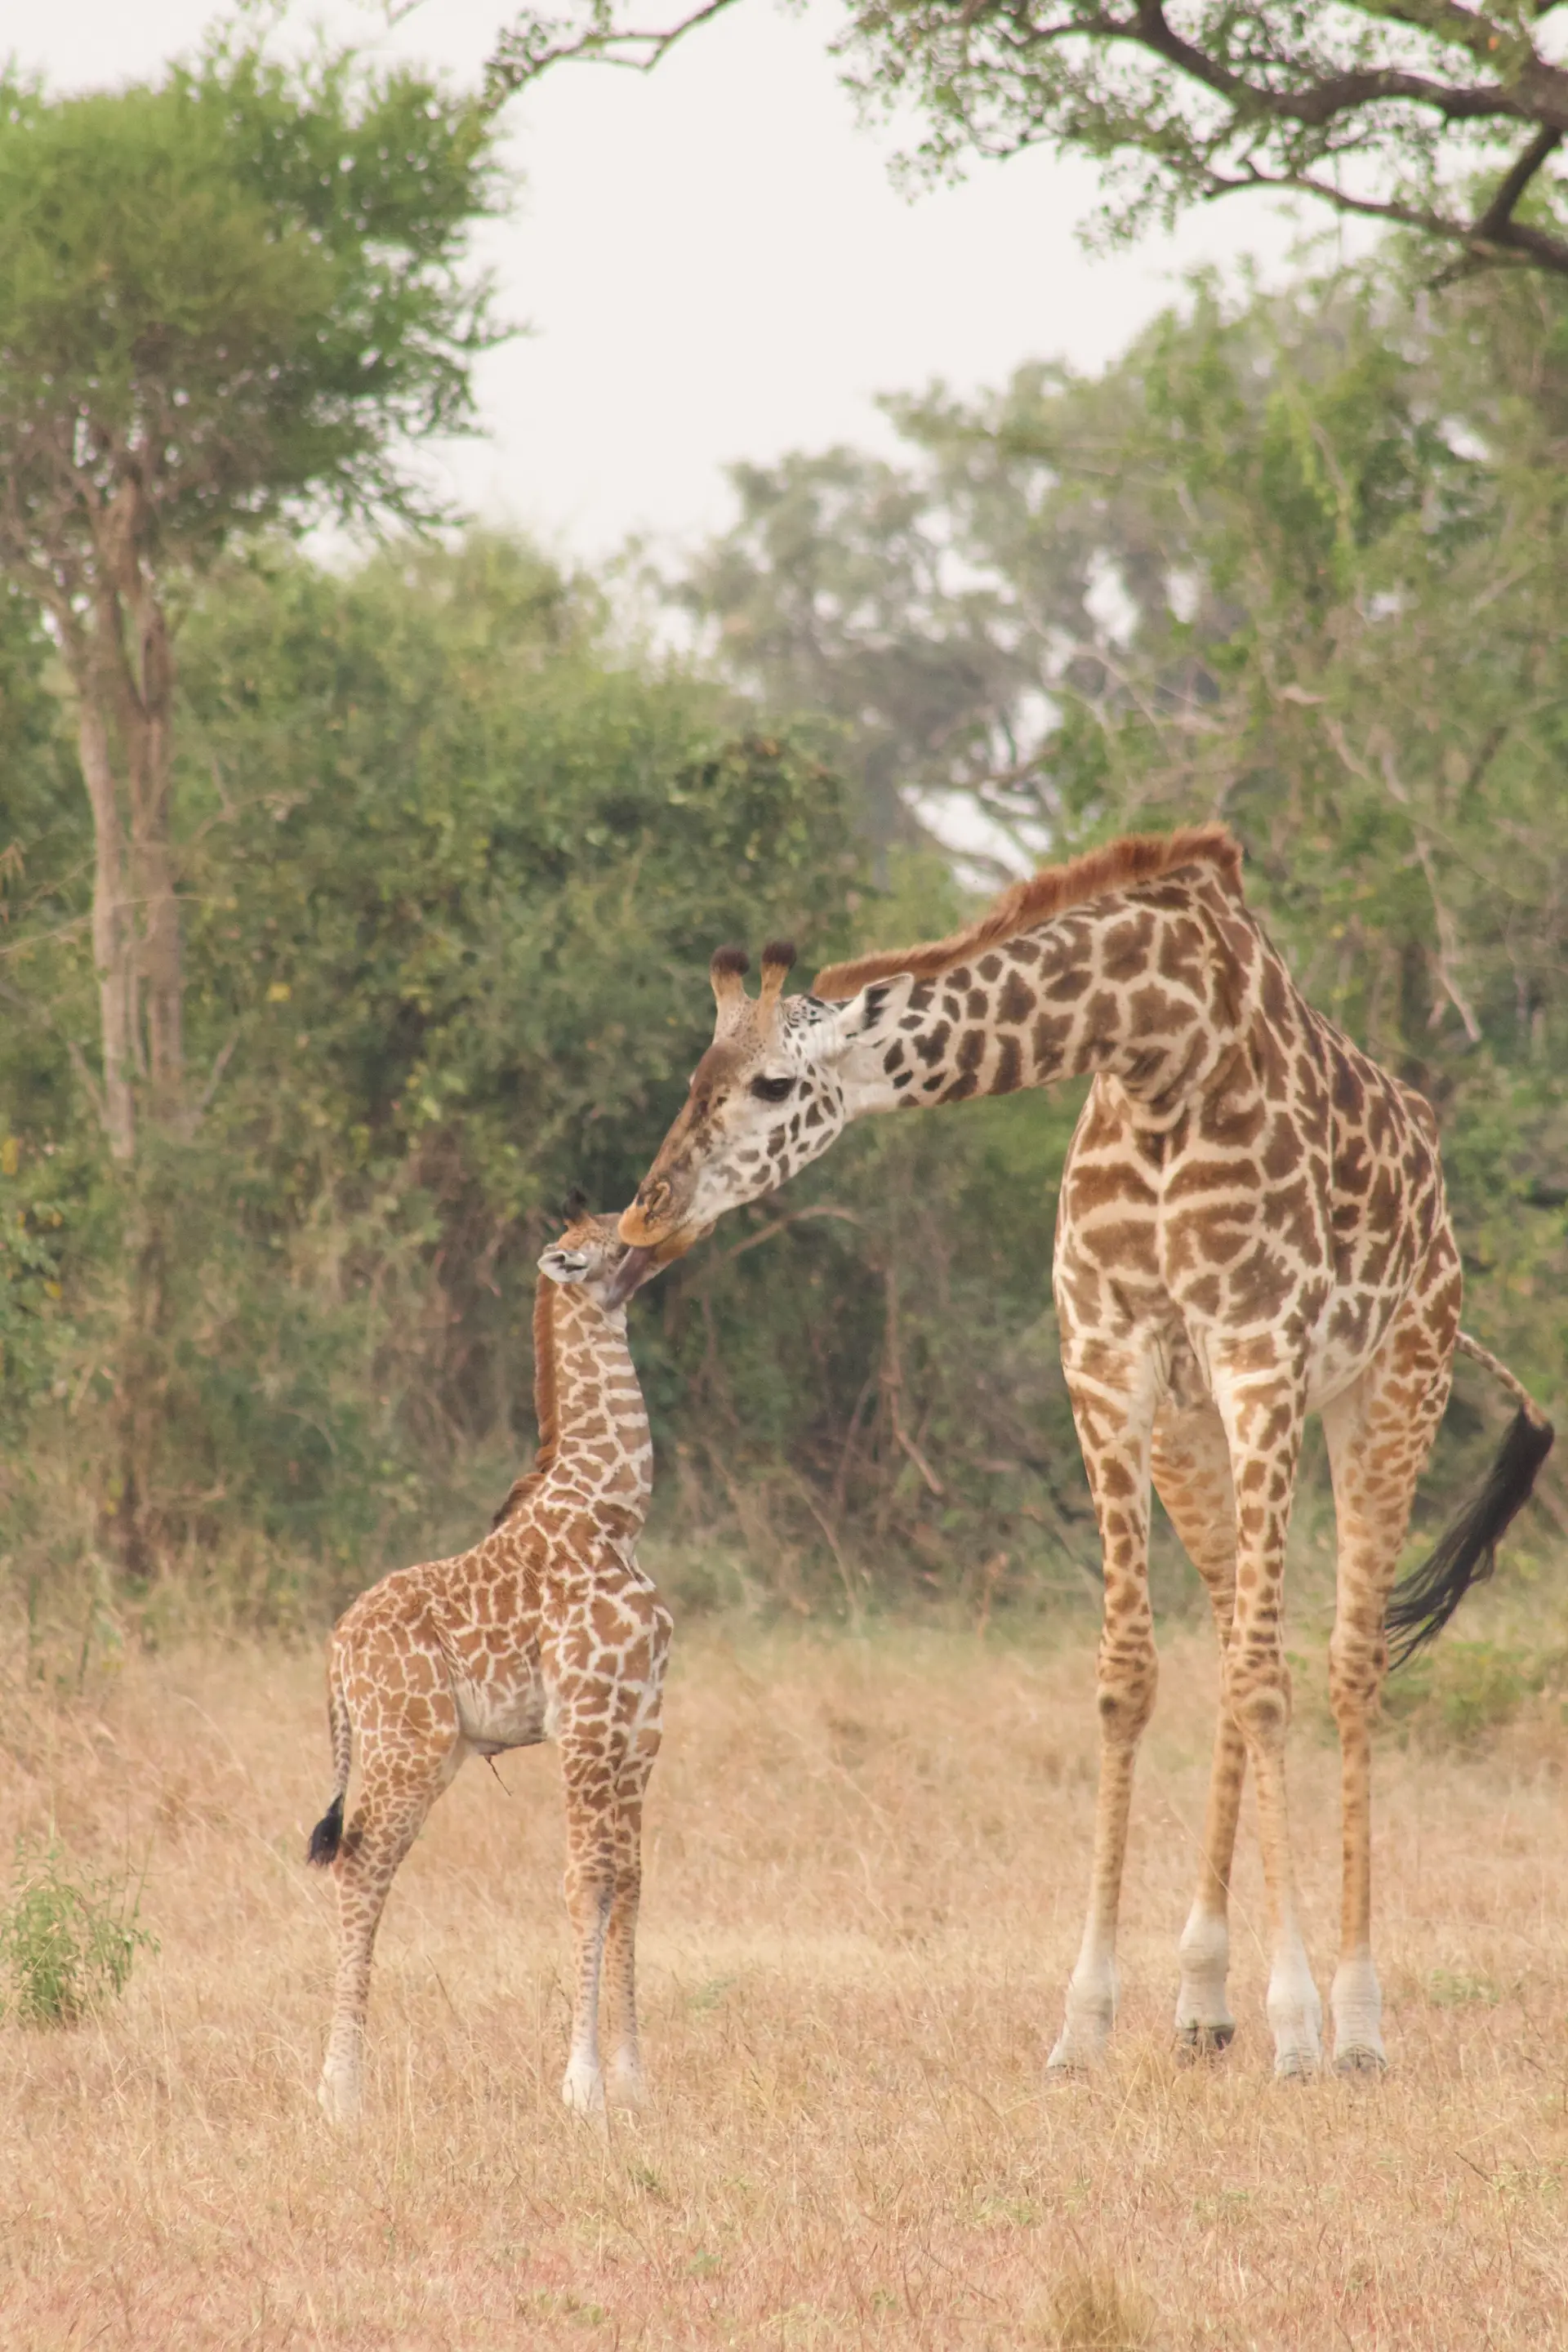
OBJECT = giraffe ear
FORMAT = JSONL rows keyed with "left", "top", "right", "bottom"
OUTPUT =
{"left": 710, "top": 943, "right": 751, "bottom": 1031}
{"left": 758, "top": 939, "right": 796, "bottom": 1012}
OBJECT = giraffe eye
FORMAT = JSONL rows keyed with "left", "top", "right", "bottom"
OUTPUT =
{"left": 751, "top": 1074, "right": 795, "bottom": 1104}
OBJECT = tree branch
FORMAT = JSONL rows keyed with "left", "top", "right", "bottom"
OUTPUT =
{"left": 1122, "top": 0, "right": 1539, "bottom": 131}
{"left": 1474, "top": 123, "right": 1566, "bottom": 239}
{"left": 487, "top": 0, "right": 740, "bottom": 100}
{"left": 703, "top": 1202, "right": 865, "bottom": 1274}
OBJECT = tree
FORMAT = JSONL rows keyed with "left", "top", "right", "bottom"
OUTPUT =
{"left": 674, "top": 447, "right": 1035, "bottom": 855}
{"left": 0, "top": 528, "right": 864, "bottom": 1584}
{"left": 488, "top": 2, "right": 1568, "bottom": 284}
{"left": 0, "top": 29, "right": 505, "bottom": 1162}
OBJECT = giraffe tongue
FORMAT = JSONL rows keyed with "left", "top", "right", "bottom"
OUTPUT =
{"left": 603, "top": 1245, "right": 661, "bottom": 1309}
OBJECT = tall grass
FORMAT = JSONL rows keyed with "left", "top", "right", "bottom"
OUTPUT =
{"left": 0, "top": 1601, "right": 1565, "bottom": 2345}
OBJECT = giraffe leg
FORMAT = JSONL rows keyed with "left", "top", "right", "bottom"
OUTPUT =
{"left": 602, "top": 1724, "right": 661, "bottom": 2110}
{"left": 559, "top": 1730, "right": 618, "bottom": 2118}
{"left": 1209, "top": 1361, "right": 1321, "bottom": 2078}
{"left": 1048, "top": 1345, "right": 1160, "bottom": 2075}
{"left": 1152, "top": 1401, "right": 1243, "bottom": 2056}
{"left": 318, "top": 1713, "right": 460, "bottom": 2125}
{"left": 1321, "top": 1263, "right": 1458, "bottom": 2074}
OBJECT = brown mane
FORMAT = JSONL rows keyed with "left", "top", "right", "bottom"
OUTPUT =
{"left": 492, "top": 1274, "right": 560, "bottom": 1529}
{"left": 812, "top": 824, "right": 1244, "bottom": 1000}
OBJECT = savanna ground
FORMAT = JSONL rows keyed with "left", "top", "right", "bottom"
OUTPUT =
{"left": 2, "top": 1577, "right": 1566, "bottom": 2350}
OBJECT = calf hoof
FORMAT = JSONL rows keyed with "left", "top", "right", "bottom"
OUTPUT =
{"left": 1272, "top": 2048, "right": 1321, "bottom": 2082}
{"left": 1333, "top": 2045, "right": 1388, "bottom": 2078}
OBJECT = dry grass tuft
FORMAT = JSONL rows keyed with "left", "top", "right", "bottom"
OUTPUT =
{"left": 1046, "top": 2262, "right": 1159, "bottom": 2349}
{"left": 1, "top": 1607, "right": 1566, "bottom": 2346}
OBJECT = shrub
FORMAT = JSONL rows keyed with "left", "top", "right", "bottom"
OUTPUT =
{"left": 0, "top": 1833, "right": 156, "bottom": 2026}
{"left": 1378, "top": 1638, "right": 1566, "bottom": 1749}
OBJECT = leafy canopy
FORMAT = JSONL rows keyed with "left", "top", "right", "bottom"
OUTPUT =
{"left": 0, "top": 27, "right": 507, "bottom": 577}
{"left": 488, "top": 1, "right": 1568, "bottom": 281}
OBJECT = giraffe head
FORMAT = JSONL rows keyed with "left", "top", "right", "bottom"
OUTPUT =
{"left": 543, "top": 1193, "right": 702, "bottom": 1313}
{"left": 614, "top": 939, "right": 857, "bottom": 1266}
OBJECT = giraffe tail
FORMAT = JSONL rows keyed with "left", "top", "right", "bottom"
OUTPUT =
{"left": 306, "top": 1663, "right": 353, "bottom": 1866}
{"left": 1384, "top": 1334, "right": 1554, "bottom": 1671}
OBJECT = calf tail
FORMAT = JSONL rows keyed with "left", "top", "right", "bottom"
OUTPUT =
{"left": 1385, "top": 1334, "right": 1554, "bottom": 1671}
{"left": 306, "top": 1664, "right": 353, "bottom": 1865}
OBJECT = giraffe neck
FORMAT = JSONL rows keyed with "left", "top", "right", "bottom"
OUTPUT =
{"left": 529, "top": 1280, "right": 653, "bottom": 1538}
{"left": 829, "top": 872, "right": 1258, "bottom": 1129}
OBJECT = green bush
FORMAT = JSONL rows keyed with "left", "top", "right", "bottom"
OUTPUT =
{"left": 0, "top": 1833, "right": 156, "bottom": 2026}
{"left": 1378, "top": 1639, "right": 1566, "bottom": 1749}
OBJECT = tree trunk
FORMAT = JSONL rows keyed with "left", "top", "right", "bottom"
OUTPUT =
{"left": 73, "top": 678, "right": 137, "bottom": 1162}
{"left": 129, "top": 588, "right": 184, "bottom": 1125}
{"left": 61, "top": 529, "right": 187, "bottom": 1152}
{"left": 56, "top": 550, "right": 187, "bottom": 1574}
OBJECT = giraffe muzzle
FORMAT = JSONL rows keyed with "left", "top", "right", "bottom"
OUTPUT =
{"left": 601, "top": 1245, "right": 662, "bottom": 1310}
{"left": 617, "top": 1177, "right": 677, "bottom": 1250}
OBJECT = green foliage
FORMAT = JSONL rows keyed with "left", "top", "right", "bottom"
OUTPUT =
{"left": 1378, "top": 1639, "right": 1566, "bottom": 1751}
{"left": 1425, "top": 1967, "right": 1500, "bottom": 2008}
{"left": 0, "top": 32, "right": 506, "bottom": 553}
{"left": 7, "top": 110, "right": 1568, "bottom": 1624}
{"left": 675, "top": 452, "right": 1031, "bottom": 852}
{"left": 0, "top": 1139, "right": 69, "bottom": 1419}
{"left": 488, "top": 2, "right": 1568, "bottom": 279}
{"left": 0, "top": 531, "right": 864, "bottom": 1596}
{"left": 829, "top": 1, "right": 1568, "bottom": 281}
{"left": 0, "top": 1833, "right": 155, "bottom": 2026}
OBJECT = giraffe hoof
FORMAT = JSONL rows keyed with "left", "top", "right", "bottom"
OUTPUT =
{"left": 606, "top": 2063, "right": 647, "bottom": 2112}
{"left": 561, "top": 2065, "right": 607, "bottom": 2120}
{"left": 1174, "top": 2023, "right": 1235, "bottom": 2063}
{"left": 1272, "top": 2050, "right": 1321, "bottom": 2082}
{"left": 316, "top": 2070, "right": 363, "bottom": 2127}
{"left": 1333, "top": 2046, "right": 1388, "bottom": 2078}
{"left": 1044, "top": 2044, "right": 1098, "bottom": 2083}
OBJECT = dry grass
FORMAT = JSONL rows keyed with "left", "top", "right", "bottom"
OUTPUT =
{"left": 2, "top": 1610, "right": 1567, "bottom": 2348}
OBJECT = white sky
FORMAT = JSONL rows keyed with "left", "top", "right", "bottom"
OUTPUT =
{"left": 15, "top": 0, "right": 1325, "bottom": 566}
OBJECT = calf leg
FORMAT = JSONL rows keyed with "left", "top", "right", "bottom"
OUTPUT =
{"left": 559, "top": 1734, "right": 618, "bottom": 2117}
{"left": 603, "top": 1726, "right": 661, "bottom": 2109}
{"left": 318, "top": 1710, "right": 460, "bottom": 2125}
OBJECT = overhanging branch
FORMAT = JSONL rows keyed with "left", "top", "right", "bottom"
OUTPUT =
{"left": 486, "top": 0, "right": 740, "bottom": 101}
{"left": 1473, "top": 123, "right": 1565, "bottom": 238}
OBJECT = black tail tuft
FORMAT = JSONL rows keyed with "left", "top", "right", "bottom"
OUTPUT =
{"left": 1386, "top": 1407, "right": 1555, "bottom": 1670}
{"left": 307, "top": 1792, "right": 345, "bottom": 1867}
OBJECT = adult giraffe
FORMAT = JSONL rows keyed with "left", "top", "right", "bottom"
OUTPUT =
{"left": 609, "top": 824, "right": 1552, "bottom": 2078}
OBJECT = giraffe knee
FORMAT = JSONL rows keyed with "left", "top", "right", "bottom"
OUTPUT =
{"left": 1097, "top": 1646, "right": 1157, "bottom": 1742}
{"left": 564, "top": 1848, "right": 616, "bottom": 1919}
{"left": 1224, "top": 1648, "right": 1291, "bottom": 1745}
{"left": 1328, "top": 1628, "right": 1386, "bottom": 1719}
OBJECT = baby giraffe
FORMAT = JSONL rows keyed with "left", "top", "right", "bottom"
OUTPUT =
{"left": 306, "top": 1201, "right": 676, "bottom": 2125}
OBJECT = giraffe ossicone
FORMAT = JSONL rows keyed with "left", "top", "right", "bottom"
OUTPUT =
{"left": 618, "top": 824, "right": 1552, "bottom": 2080}
{"left": 306, "top": 1208, "right": 682, "bottom": 2127}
